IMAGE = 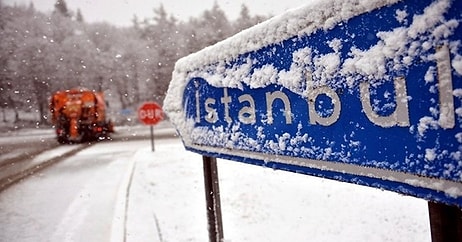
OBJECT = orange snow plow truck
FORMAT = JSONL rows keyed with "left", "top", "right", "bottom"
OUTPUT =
{"left": 49, "top": 88, "right": 114, "bottom": 143}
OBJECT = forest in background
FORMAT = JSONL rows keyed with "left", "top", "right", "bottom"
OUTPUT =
{"left": 0, "top": 0, "right": 268, "bottom": 126}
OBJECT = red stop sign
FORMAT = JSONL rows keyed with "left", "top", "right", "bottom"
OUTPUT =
{"left": 138, "top": 102, "right": 164, "bottom": 125}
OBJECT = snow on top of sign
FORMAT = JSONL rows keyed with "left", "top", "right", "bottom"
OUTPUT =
{"left": 175, "top": 0, "right": 399, "bottom": 74}
{"left": 166, "top": 0, "right": 459, "bottom": 100}
{"left": 165, "top": 0, "right": 399, "bottom": 115}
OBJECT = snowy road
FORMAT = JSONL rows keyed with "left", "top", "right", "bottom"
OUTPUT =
{"left": 0, "top": 140, "right": 141, "bottom": 241}
{"left": 0, "top": 131, "right": 431, "bottom": 242}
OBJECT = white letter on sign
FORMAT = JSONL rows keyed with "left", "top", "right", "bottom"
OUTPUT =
{"left": 195, "top": 80, "right": 201, "bottom": 123}
{"left": 307, "top": 86, "right": 341, "bottom": 126}
{"left": 266, "top": 91, "right": 292, "bottom": 124}
{"left": 360, "top": 77, "right": 410, "bottom": 128}
{"left": 221, "top": 88, "right": 232, "bottom": 123}
{"left": 436, "top": 44, "right": 455, "bottom": 129}
{"left": 139, "top": 110, "right": 146, "bottom": 119}
{"left": 238, "top": 94, "right": 256, "bottom": 124}
{"left": 205, "top": 98, "right": 218, "bottom": 123}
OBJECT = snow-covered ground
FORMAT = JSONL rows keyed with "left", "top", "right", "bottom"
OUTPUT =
{"left": 0, "top": 129, "right": 430, "bottom": 242}
{"left": 124, "top": 138, "right": 432, "bottom": 242}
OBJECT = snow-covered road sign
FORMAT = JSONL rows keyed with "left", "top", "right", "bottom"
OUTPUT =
{"left": 164, "top": 0, "right": 462, "bottom": 207}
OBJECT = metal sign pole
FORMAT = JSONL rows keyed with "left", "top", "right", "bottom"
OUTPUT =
{"left": 202, "top": 155, "right": 224, "bottom": 242}
{"left": 138, "top": 101, "right": 163, "bottom": 152}
{"left": 150, "top": 125, "right": 155, "bottom": 152}
{"left": 428, "top": 202, "right": 462, "bottom": 242}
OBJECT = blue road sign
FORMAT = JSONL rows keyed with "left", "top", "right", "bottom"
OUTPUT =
{"left": 164, "top": 0, "right": 462, "bottom": 207}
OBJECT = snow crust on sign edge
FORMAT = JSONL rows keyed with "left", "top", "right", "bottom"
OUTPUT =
{"left": 163, "top": 0, "right": 399, "bottom": 134}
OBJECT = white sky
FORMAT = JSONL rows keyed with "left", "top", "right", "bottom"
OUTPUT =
{"left": 3, "top": 0, "right": 309, "bottom": 26}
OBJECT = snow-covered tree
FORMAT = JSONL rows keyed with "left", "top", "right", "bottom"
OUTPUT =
{"left": 233, "top": 4, "right": 268, "bottom": 34}
{"left": 138, "top": 4, "right": 182, "bottom": 104}
{"left": 76, "top": 9, "right": 84, "bottom": 23}
{"left": 234, "top": 4, "right": 253, "bottom": 32}
{"left": 54, "top": 0, "right": 70, "bottom": 18}
{"left": 0, "top": 1, "right": 267, "bottom": 126}
{"left": 199, "top": 2, "right": 233, "bottom": 46}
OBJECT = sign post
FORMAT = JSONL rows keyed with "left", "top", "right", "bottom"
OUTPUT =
{"left": 150, "top": 126, "right": 154, "bottom": 152}
{"left": 202, "top": 156, "right": 224, "bottom": 242}
{"left": 163, "top": 0, "right": 462, "bottom": 240}
{"left": 428, "top": 202, "right": 462, "bottom": 242}
{"left": 138, "top": 102, "right": 163, "bottom": 151}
